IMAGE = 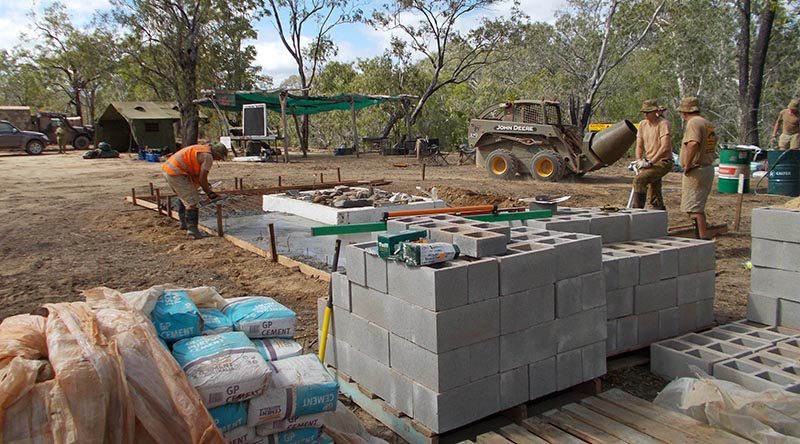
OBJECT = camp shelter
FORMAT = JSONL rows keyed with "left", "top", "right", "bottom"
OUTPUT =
{"left": 94, "top": 102, "right": 180, "bottom": 151}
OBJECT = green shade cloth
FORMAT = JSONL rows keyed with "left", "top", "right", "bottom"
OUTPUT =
{"left": 197, "top": 90, "right": 409, "bottom": 115}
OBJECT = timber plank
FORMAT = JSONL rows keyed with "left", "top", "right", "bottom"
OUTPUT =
{"left": 498, "top": 424, "right": 549, "bottom": 444}
{"left": 543, "top": 410, "right": 626, "bottom": 444}
{"left": 598, "top": 390, "right": 751, "bottom": 444}
{"left": 476, "top": 432, "right": 515, "bottom": 444}
{"left": 561, "top": 403, "right": 662, "bottom": 444}
{"left": 581, "top": 397, "right": 704, "bottom": 444}
{"left": 522, "top": 418, "right": 588, "bottom": 444}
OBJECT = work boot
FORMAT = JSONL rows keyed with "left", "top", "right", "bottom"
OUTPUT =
{"left": 176, "top": 200, "right": 187, "bottom": 229}
{"left": 631, "top": 192, "right": 647, "bottom": 209}
{"left": 185, "top": 208, "right": 207, "bottom": 239}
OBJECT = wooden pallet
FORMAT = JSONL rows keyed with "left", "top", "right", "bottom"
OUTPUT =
{"left": 459, "top": 389, "right": 753, "bottom": 444}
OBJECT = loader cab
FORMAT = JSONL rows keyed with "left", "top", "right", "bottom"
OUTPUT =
{"left": 512, "top": 101, "right": 565, "bottom": 126}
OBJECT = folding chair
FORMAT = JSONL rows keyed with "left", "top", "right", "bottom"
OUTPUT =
{"left": 457, "top": 144, "right": 476, "bottom": 165}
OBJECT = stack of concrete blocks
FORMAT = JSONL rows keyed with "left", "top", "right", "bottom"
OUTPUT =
{"left": 651, "top": 320, "right": 800, "bottom": 392}
{"left": 525, "top": 207, "right": 669, "bottom": 242}
{"left": 318, "top": 214, "right": 608, "bottom": 434}
{"left": 749, "top": 207, "right": 800, "bottom": 328}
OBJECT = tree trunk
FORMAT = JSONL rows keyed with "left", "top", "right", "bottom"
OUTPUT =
{"left": 73, "top": 84, "right": 83, "bottom": 120}
{"left": 179, "top": 38, "right": 200, "bottom": 146}
{"left": 745, "top": 2, "right": 776, "bottom": 146}
{"left": 737, "top": 0, "right": 750, "bottom": 142}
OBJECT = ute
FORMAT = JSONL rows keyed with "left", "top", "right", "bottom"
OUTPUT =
{"left": 468, "top": 100, "right": 637, "bottom": 181}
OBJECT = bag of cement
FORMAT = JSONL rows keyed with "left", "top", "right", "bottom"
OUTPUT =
{"left": 201, "top": 308, "right": 234, "bottom": 335}
{"left": 172, "top": 331, "right": 272, "bottom": 408}
{"left": 224, "top": 425, "right": 257, "bottom": 444}
{"left": 247, "top": 354, "right": 338, "bottom": 426}
{"left": 258, "top": 428, "right": 332, "bottom": 444}
{"left": 151, "top": 289, "right": 203, "bottom": 342}
{"left": 253, "top": 338, "right": 303, "bottom": 362}
{"left": 402, "top": 242, "right": 459, "bottom": 266}
{"left": 223, "top": 297, "right": 296, "bottom": 339}
{"left": 256, "top": 412, "right": 326, "bottom": 435}
{"left": 210, "top": 402, "right": 249, "bottom": 434}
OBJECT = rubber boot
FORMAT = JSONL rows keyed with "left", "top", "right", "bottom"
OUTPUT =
{"left": 631, "top": 192, "right": 647, "bottom": 209}
{"left": 185, "top": 208, "right": 207, "bottom": 239}
{"left": 176, "top": 200, "right": 187, "bottom": 229}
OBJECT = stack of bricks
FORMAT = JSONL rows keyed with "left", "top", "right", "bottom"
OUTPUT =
{"left": 748, "top": 207, "right": 800, "bottom": 328}
{"left": 651, "top": 320, "right": 800, "bottom": 392}
{"left": 319, "top": 214, "right": 607, "bottom": 434}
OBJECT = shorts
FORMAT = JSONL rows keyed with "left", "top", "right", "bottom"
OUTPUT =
{"left": 681, "top": 165, "right": 714, "bottom": 213}
{"left": 163, "top": 172, "right": 200, "bottom": 207}
{"left": 778, "top": 133, "right": 800, "bottom": 150}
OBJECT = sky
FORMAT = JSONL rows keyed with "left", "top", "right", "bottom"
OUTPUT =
{"left": 0, "top": 0, "right": 566, "bottom": 84}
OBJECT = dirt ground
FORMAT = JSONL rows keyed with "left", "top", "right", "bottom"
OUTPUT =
{"left": 0, "top": 146, "right": 791, "bottom": 441}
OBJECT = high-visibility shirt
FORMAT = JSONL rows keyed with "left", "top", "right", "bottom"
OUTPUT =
{"left": 162, "top": 145, "right": 211, "bottom": 180}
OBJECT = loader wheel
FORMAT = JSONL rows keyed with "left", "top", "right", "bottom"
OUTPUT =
{"left": 485, "top": 149, "right": 519, "bottom": 180}
{"left": 72, "top": 135, "right": 90, "bottom": 150}
{"left": 531, "top": 151, "right": 562, "bottom": 182}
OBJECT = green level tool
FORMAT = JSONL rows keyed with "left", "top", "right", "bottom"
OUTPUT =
{"left": 310, "top": 209, "right": 552, "bottom": 236}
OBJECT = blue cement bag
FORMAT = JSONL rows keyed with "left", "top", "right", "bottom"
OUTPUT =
{"left": 252, "top": 338, "right": 303, "bottom": 362}
{"left": 200, "top": 308, "right": 233, "bottom": 335}
{"left": 151, "top": 289, "right": 203, "bottom": 342}
{"left": 172, "top": 331, "right": 272, "bottom": 408}
{"left": 260, "top": 428, "right": 331, "bottom": 444}
{"left": 222, "top": 297, "right": 296, "bottom": 339}
{"left": 209, "top": 402, "right": 248, "bottom": 434}
{"left": 247, "top": 354, "right": 338, "bottom": 426}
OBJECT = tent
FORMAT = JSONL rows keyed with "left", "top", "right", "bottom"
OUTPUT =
{"left": 95, "top": 102, "right": 181, "bottom": 152}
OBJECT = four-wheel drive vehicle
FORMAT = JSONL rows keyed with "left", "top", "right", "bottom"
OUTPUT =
{"left": 33, "top": 112, "right": 94, "bottom": 150}
{"left": 0, "top": 120, "right": 49, "bottom": 154}
{"left": 468, "top": 100, "right": 637, "bottom": 181}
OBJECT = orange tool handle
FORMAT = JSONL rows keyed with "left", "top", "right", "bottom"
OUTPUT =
{"left": 387, "top": 205, "right": 495, "bottom": 218}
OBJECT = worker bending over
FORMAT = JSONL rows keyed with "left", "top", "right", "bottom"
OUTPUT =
{"left": 162, "top": 142, "right": 227, "bottom": 239}
{"left": 631, "top": 99, "right": 672, "bottom": 210}
{"left": 771, "top": 99, "right": 799, "bottom": 150}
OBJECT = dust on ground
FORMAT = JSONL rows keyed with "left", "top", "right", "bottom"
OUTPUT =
{"left": 0, "top": 148, "right": 791, "bottom": 437}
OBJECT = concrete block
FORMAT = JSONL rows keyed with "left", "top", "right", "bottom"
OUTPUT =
{"left": 658, "top": 237, "right": 716, "bottom": 274}
{"left": 713, "top": 358, "right": 800, "bottom": 393}
{"left": 412, "top": 374, "right": 500, "bottom": 433}
{"left": 607, "top": 245, "right": 660, "bottom": 285}
{"left": 581, "top": 341, "right": 607, "bottom": 380}
{"left": 634, "top": 242, "right": 679, "bottom": 279}
{"left": 387, "top": 259, "right": 469, "bottom": 311}
{"left": 525, "top": 216, "right": 591, "bottom": 234}
{"left": 778, "top": 338, "right": 800, "bottom": 352}
{"left": 744, "top": 349, "right": 799, "bottom": 369}
{"left": 677, "top": 270, "right": 715, "bottom": 305}
{"left": 658, "top": 306, "right": 680, "bottom": 340}
{"left": 701, "top": 329, "right": 772, "bottom": 352}
{"left": 344, "top": 241, "right": 374, "bottom": 285}
{"left": 428, "top": 225, "right": 477, "bottom": 244}
{"left": 496, "top": 243, "right": 556, "bottom": 295}
{"left": 606, "top": 320, "right": 617, "bottom": 353}
{"left": 500, "top": 320, "right": 557, "bottom": 371}
{"left": 500, "top": 366, "right": 529, "bottom": 410}
{"left": 677, "top": 303, "right": 697, "bottom": 334}
{"left": 555, "top": 207, "right": 593, "bottom": 215}
{"left": 618, "top": 208, "right": 668, "bottom": 240}
{"left": 387, "top": 369, "right": 414, "bottom": 416}
{"left": 581, "top": 272, "right": 606, "bottom": 310}
{"left": 331, "top": 271, "right": 352, "bottom": 311}
{"left": 500, "top": 285, "right": 555, "bottom": 334}
{"left": 467, "top": 222, "right": 512, "bottom": 242}
{"left": 453, "top": 230, "right": 507, "bottom": 258}
{"left": 452, "top": 257, "right": 499, "bottom": 303}
{"left": 651, "top": 338, "right": 730, "bottom": 379}
{"left": 364, "top": 248, "right": 388, "bottom": 293}
{"left": 616, "top": 316, "right": 638, "bottom": 351}
{"left": 555, "top": 277, "right": 582, "bottom": 319}
{"left": 469, "top": 338, "right": 500, "bottom": 382}
{"left": 538, "top": 233, "right": 603, "bottom": 279}
{"left": 556, "top": 306, "right": 607, "bottom": 353}
{"left": 602, "top": 249, "right": 639, "bottom": 290}
{"left": 694, "top": 299, "right": 715, "bottom": 329}
{"left": 717, "top": 322, "right": 792, "bottom": 343}
{"left": 780, "top": 298, "right": 800, "bottom": 329}
{"left": 634, "top": 278, "right": 677, "bottom": 314}
{"left": 750, "top": 267, "right": 800, "bottom": 302}
{"left": 752, "top": 207, "right": 800, "bottom": 244}
{"left": 321, "top": 333, "right": 351, "bottom": 373}
{"left": 751, "top": 238, "right": 800, "bottom": 272}
{"left": 589, "top": 212, "right": 630, "bottom": 244}
{"left": 387, "top": 216, "right": 432, "bottom": 233}
{"left": 607, "top": 287, "right": 634, "bottom": 319}
{"left": 332, "top": 308, "right": 390, "bottom": 365}
{"left": 342, "top": 342, "right": 388, "bottom": 397}
{"left": 637, "top": 311, "right": 660, "bottom": 346}
{"left": 556, "top": 349, "right": 583, "bottom": 390}
{"left": 529, "top": 357, "right": 557, "bottom": 400}
{"left": 349, "top": 283, "right": 391, "bottom": 329}
{"left": 388, "top": 334, "right": 469, "bottom": 392}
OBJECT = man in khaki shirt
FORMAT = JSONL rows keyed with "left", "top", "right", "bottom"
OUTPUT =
{"left": 771, "top": 99, "right": 799, "bottom": 150}
{"left": 631, "top": 99, "right": 673, "bottom": 210}
{"left": 677, "top": 97, "right": 717, "bottom": 239}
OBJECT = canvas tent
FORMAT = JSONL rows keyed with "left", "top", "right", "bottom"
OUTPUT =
{"left": 95, "top": 102, "right": 180, "bottom": 151}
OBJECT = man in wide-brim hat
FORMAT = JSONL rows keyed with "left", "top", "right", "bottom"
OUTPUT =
{"left": 771, "top": 99, "right": 799, "bottom": 150}
{"left": 676, "top": 97, "right": 717, "bottom": 239}
{"left": 631, "top": 99, "right": 673, "bottom": 210}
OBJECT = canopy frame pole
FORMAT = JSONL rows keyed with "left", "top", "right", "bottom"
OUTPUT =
{"left": 207, "top": 96, "right": 237, "bottom": 157}
{"left": 351, "top": 96, "right": 359, "bottom": 158}
{"left": 280, "top": 91, "right": 289, "bottom": 163}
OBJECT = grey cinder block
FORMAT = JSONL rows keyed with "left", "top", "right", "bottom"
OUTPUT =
{"left": 411, "top": 374, "right": 500, "bottom": 434}
{"left": 637, "top": 311, "right": 660, "bottom": 346}
{"left": 388, "top": 334, "right": 470, "bottom": 392}
{"left": 525, "top": 216, "right": 591, "bottom": 234}
{"left": 651, "top": 338, "right": 729, "bottom": 379}
{"left": 529, "top": 357, "right": 557, "bottom": 400}
{"left": 539, "top": 232, "right": 603, "bottom": 279}
{"left": 694, "top": 299, "right": 715, "bottom": 329}
{"left": 345, "top": 241, "right": 375, "bottom": 285}
{"left": 616, "top": 316, "right": 638, "bottom": 351}
{"left": 556, "top": 306, "right": 607, "bottom": 353}
{"left": 619, "top": 208, "right": 668, "bottom": 240}
{"left": 779, "top": 298, "right": 800, "bottom": 329}
{"left": 751, "top": 267, "right": 800, "bottom": 303}
{"left": 344, "top": 343, "right": 391, "bottom": 401}
{"left": 500, "top": 285, "right": 555, "bottom": 334}
{"left": 581, "top": 341, "right": 607, "bottom": 380}
{"left": 588, "top": 212, "right": 630, "bottom": 244}
{"left": 556, "top": 349, "right": 583, "bottom": 390}
{"left": 752, "top": 207, "right": 800, "bottom": 244}
{"left": 500, "top": 366, "right": 529, "bottom": 410}
{"left": 496, "top": 243, "right": 556, "bottom": 295}
{"left": 607, "top": 287, "right": 634, "bottom": 319}
{"left": 387, "top": 369, "right": 414, "bottom": 417}
{"left": 602, "top": 249, "right": 640, "bottom": 290}
{"left": 677, "top": 270, "right": 715, "bottom": 305}
{"left": 659, "top": 237, "right": 716, "bottom": 274}
{"left": 634, "top": 278, "right": 677, "bottom": 314}
{"left": 581, "top": 272, "right": 606, "bottom": 310}
{"left": 453, "top": 257, "right": 500, "bottom": 303}
{"left": 500, "top": 320, "right": 557, "bottom": 371}
{"left": 469, "top": 337, "right": 500, "bottom": 382}
{"left": 364, "top": 247, "right": 388, "bottom": 293}
{"left": 467, "top": 222, "right": 512, "bottom": 242}
{"left": 751, "top": 237, "right": 800, "bottom": 272}
{"left": 331, "top": 308, "right": 390, "bottom": 365}
{"left": 713, "top": 358, "right": 800, "bottom": 394}
{"left": 453, "top": 230, "right": 507, "bottom": 258}
{"left": 429, "top": 225, "right": 479, "bottom": 243}
{"left": 555, "top": 277, "right": 582, "bottom": 318}
{"left": 658, "top": 306, "right": 679, "bottom": 340}
{"left": 331, "top": 271, "right": 352, "bottom": 311}
{"left": 701, "top": 328, "right": 772, "bottom": 352}
{"left": 387, "top": 259, "right": 469, "bottom": 311}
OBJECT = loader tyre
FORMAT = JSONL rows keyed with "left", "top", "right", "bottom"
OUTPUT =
{"left": 72, "top": 135, "right": 90, "bottom": 150}
{"left": 531, "top": 151, "right": 562, "bottom": 182}
{"left": 485, "top": 149, "right": 519, "bottom": 180}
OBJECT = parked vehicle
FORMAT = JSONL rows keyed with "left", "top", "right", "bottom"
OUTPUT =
{"left": 0, "top": 120, "right": 50, "bottom": 155}
{"left": 32, "top": 112, "right": 94, "bottom": 150}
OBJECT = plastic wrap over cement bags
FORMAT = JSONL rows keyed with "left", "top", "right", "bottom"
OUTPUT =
{"left": 253, "top": 338, "right": 303, "bottom": 362}
{"left": 201, "top": 308, "right": 234, "bottom": 335}
{"left": 123, "top": 284, "right": 226, "bottom": 316}
{"left": 210, "top": 402, "right": 248, "bottom": 434}
{"left": 152, "top": 289, "right": 204, "bottom": 342}
{"left": 256, "top": 413, "right": 326, "bottom": 435}
{"left": 247, "top": 354, "right": 338, "bottom": 426}
{"left": 654, "top": 372, "right": 800, "bottom": 443}
{"left": 223, "top": 425, "right": 257, "bottom": 444}
{"left": 222, "top": 297, "right": 296, "bottom": 339}
{"left": 173, "top": 331, "right": 272, "bottom": 408}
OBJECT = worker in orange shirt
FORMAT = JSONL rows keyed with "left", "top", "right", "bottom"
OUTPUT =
{"left": 162, "top": 142, "right": 228, "bottom": 238}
